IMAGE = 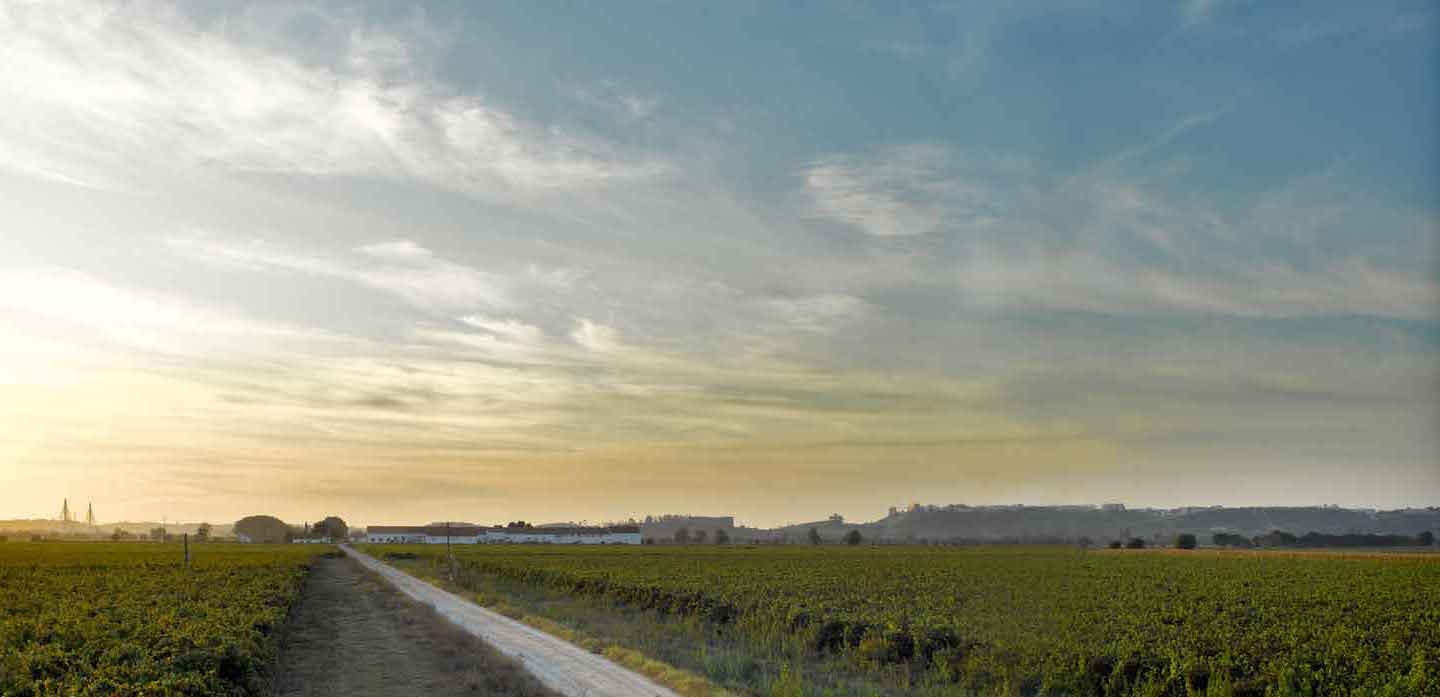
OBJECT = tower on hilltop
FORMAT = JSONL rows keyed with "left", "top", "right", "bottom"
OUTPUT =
{"left": 86, "top": 502, "right": 95, "bottom": 528}
{"left": 60, "top": 498, "right": 72, "bottom": 523}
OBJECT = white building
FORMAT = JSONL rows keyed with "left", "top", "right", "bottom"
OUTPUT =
{"left": 365, "top": 524, "right": 641, "bottom": 545}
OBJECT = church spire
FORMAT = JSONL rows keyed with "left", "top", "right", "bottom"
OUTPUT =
{"left": 60, "top": 498, "right": 71, "bottom": 523}
{"left": 86, "top": 502, "right": 95, "bottom": 527}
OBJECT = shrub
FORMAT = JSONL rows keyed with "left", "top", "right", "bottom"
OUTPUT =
{"left": 1108, "top": 540, "right": 1122, "bottom": 549}
{"left": 1212, "top": 533, "right": 1253, "bottom": 548}
{"left": 844, "top": 530, "right": 863, "bottom": 546}
{"left": 1175, "top": 533, "right": 1197, "bottom": 550}
{"left": 1125, "top": 538, "right": 1146, "bottom": 549}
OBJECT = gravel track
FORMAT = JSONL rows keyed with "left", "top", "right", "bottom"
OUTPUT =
{"left": 343, "top": 545, "right": 680, "bottom": 697}
{"left": 270, "top": 554, "right": 557, "bottom": 697}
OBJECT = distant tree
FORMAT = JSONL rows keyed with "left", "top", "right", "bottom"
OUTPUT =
{"left": 149, "top": 527, "right": 166, "bottom": 542}
{"left": 1125, "top": 537, "right": 1146, "bottom": 549}
{"left": 807, "top": 527, "right": 823, "bottom": 545}
{"left": 1108, "top": 540, "right": 1122, "bottom": 549}
{"left": 314, "top": 516, "right": 348, "bottom": 542}
{"left": 642, "top": 537, "right": 655, "bottom": 545}
{"left": 844, "top": 529, "right": 863, "bottom": 546}
{"left": 1419, "top": 531, "right": 1435, "bottom": 547}
{"left": 693, "top": 529, "right": 708, "bottom": 544}
{"left": 506, "top": 521, "right": 531, "bottom": 529}
{"left": 1175, "top": 533, "right": 1197, "bottom": 550}
{"left": 714, "top": 529, "right": 730, "bottom": 545}
{"left": 673, "top": 527, "right": 691, "bottom": 544}
{"left": 195, "top": 523, "right": 212, "bottom": 542}
{"left": 235, "top": 515, "right": 290, "bottom": 544}
{"left": 1212, "top": 532, "right": 1253, "bottom": 549}
{"left": 1254, "top": 530, "right": 1298, "bottom": 548}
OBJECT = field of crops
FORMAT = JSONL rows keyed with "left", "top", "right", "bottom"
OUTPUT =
{"left": 365, "top": 544, "right": 1440, "bottom": 696}
{"left": 0, "top": 542, "right": 325, "bottom": 696}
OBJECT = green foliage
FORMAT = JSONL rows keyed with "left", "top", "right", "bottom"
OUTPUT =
{"left": 0, "top": 542, "right": 323, "bottom": 696}
{"left": 313, "top": 516, "right": 347, "bottom": 542}
{"left": 844, "top": 530, "right": 862, "bottom": 546}
{"left": 1126, "top": 538, "right": 1146, "bottom": 549}
{"left": 362, "top": 543, "right": 1440, "bottom": 696}
{"left": 1175, "top": 534, "right": 1197, "bottom": 550}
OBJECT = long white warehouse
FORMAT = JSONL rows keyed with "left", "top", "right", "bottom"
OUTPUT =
{"left": 365, "top": 524, "right": 642, "bottom": 545}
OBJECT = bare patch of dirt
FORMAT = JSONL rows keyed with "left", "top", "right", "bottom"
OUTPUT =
{"left": 270, "top": 555, "right": 560, "bottom": 697}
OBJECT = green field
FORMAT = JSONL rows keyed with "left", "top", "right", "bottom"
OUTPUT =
{"left": 365, "top": 544, "right": 1440, "bottom": 697}
{"left": 0, "top": 542, "right": 325, "bottom": 697}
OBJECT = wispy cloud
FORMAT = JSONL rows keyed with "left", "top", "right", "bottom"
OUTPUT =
{"left": 460, "top": 315, "right": 544, "bottom": 344}
{"left": 1181, "top": 0, "right": 1232, "bottom": 27}
{"left": 170, "top": 236, "right": 513, "bottom": 312}
{"left": 957, "top": 251, "right": 1440, "bottom": 320}
{"left": 0, "top": 1, "right": 662, "bottom": 196}
{"left": 762, "top": 294, "right": 868, "bottom": 334}
{"left": 571, "top": 318, "right": 622, "bottom": 353}
{"left": 0, "top": 267, "right": 320, "bottom": 353}
{"left": 802, "top": 144, "right": 999, "bottom": 237}
{"left": 800, "top": 138, "right": 1438, "bottom": 322}
{"left": 569, "top": 80, "right": 662, "bottom": 121}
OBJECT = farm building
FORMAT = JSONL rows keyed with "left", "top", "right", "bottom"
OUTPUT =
{"left": 364, "top": 524, "right": 641, "bottom": 545}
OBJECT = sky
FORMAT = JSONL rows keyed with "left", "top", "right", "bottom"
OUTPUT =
{"left": 0, "top": 0, "right": 1436, "bottom": 528}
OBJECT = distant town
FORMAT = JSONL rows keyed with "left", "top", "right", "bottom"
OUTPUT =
{"left": 3, "top": 500, "right": 1436, "bottom": 549}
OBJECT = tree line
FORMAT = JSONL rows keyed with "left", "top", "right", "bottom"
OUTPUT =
{"left": 1214, "top": 530, "right": 1435, "bottom": 549}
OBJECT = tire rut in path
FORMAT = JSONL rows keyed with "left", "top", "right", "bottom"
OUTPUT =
{"left": 271, "top": 555, "right": 555, "bottom": 697}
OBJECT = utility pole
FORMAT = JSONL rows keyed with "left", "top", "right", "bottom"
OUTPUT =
{"left": 183, "top": 533, "right": 189, "bottom": 568}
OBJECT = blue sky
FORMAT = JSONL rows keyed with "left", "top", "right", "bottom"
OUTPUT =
{"left": 0, "top": 0, "right": 1435, "bottom": 526}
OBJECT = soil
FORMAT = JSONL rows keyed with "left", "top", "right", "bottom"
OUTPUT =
{"left": 270, "top": 554, "right": 557, "bottom": 697}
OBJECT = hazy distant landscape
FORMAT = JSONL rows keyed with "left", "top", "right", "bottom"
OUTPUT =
{"left": 11, "top": 503, "right": 1439, "bottom": 547}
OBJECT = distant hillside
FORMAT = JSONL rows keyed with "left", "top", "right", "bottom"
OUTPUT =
{"left": 650, "top": 506, "right": 1440, "bottom": 545}
{"left": 769, "top": 505, "right": 1440, "bottom": 545}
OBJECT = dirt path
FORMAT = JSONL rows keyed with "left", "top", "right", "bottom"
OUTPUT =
{"left": 270, "top": 554, "right": 558, "bottom": 697}
{"left": 343, "top": 546, "right": 680, "bottom": 697}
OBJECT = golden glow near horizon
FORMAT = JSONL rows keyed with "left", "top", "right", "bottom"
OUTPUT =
{"left": 1, "top": 1, "right": 1437, "bottom": 526}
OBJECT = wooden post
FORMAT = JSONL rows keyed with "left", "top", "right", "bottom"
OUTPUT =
{"left": 183, "top": 533, "right": 189, "bottom": 568}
